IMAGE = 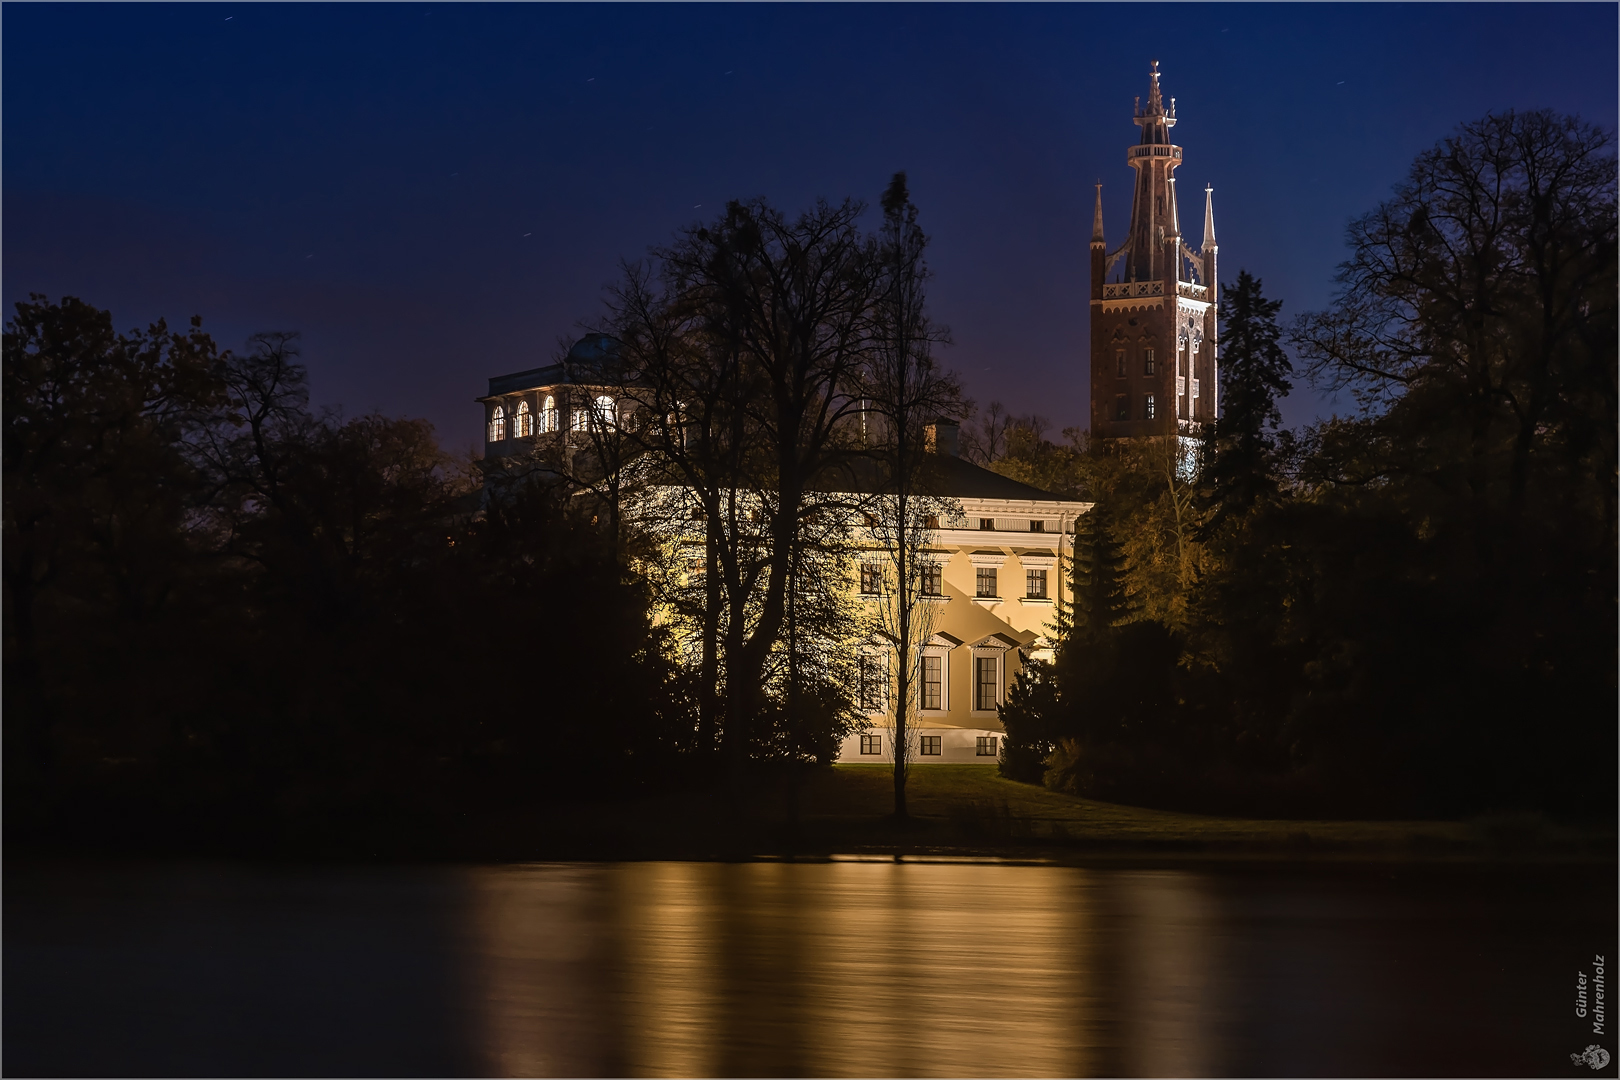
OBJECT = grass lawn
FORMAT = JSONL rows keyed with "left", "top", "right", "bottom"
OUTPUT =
{"left": 484, "top": 763, "right": 1613, "bottom": 863}
{"left": 784, "top": 764, "right": 1607, "bottom": 867}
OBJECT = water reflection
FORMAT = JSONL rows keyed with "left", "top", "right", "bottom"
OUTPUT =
{"left": 466, "top": 861, "right": 1138, "bottom": 1076}
{"left": 6, "top": 860, "right": 1612, "bottom": 1077}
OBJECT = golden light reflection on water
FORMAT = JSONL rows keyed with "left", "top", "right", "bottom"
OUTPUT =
{"left": 462, "top": 861, "right": 1226, "bottom": 1077}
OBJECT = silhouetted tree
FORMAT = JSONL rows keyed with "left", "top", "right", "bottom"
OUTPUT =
{"left": 1198, "top": 271, "right": 1292, "bottom": 536}
{"left": 858, "top": 172, "right": 961, "bottom": 818}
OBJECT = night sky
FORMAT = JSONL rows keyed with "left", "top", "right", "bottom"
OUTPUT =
{"left": 6, "top": 3, "right": 1615, "bottom": 453}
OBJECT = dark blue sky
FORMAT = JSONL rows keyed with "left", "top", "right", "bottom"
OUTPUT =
{"left": 6, "top": 3, "right": 1615, "bottom": 452}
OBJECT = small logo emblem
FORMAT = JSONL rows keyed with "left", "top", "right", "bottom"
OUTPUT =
{"left": 1571, "top": 1045, "right": 1610, "bottom": 1070}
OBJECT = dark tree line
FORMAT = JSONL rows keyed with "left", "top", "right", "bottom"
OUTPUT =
{"left": 4, "top": 300, "right": 691, "bottom": 852}
{"left": 999, "top": 110, "right": 1616, "bottom": 818}
{"left": 5, "top": 176, "right": 961, "bottom": 849}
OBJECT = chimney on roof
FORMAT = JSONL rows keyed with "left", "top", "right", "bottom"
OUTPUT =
{"left": 925, "top": 420, "right": 959, "bottom": 457}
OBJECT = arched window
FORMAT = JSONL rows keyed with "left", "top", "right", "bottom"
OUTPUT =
{"left": 540, "top": 395, "right": 557, "bottom": 433}
{"left": 488, "top": 405, "right": 506, "bottom": 442}
{"left": 570, "top": 399, "right": 589, "bottom": 432}
{"left": 515, "top": 400, "right": 533, "bottom": 437}
{"left": 593, "top": 394, "right": 616, "bottom": 430}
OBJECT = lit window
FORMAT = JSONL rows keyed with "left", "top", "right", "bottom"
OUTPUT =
{"left": 1145, "top": 394, "right": 1157, "bottom": 420}
{"left": 1115, "top": 349, "right": 1127, "bottom": 378}
{"left": 979, "top": 518, "right": 995, "bottom": 531}
{"left": 858, "top": 654, "right": 888, "bottom": 712}
{"left": 921, "top": 563, "right": 943, "bottom": 596}
{"left": 1144, "top": 348, "right": 1156, "bottom": 375}
{"left": 593, "top": 394, "right": 616, "bottom": 430}
{"left": 922, "top": 654, "right": 944, "bottom": 710}
{"left": 974, "top": 655, "right": 999, "bottom": 711}
{"left": 860, "top": 734, "right": 882, "bottom": 755}
{"left": 1026, "top": 569, "right": 1048, "bottom": 599}
{"left": 860, "top": 563, "right": 883, "bottom": 595}
{"left": 1029, "top": 520, "right": 1045, "bottom": 533}
{"left": 976, "top": 736, "right": 998, "bottom": 757}
{"left": 1115, "top": 395, "right": 1129, "bottom": 422}
{"left": 975, "top": 567, "right": 997, "bottom": 598}
{"left": 570, "top": 402, "right": 589, "bottom": 432}
{"left": 488, "top": 405, "right": 506, "bottom": 442}
{"left": 541, "top": 395, "right": 558, "bottom": 433}
{"left": 515, "top": 400, "right": 534, "bottom": 437}
{"left": 920, "top": 736, "right": 942, "bottom": 756}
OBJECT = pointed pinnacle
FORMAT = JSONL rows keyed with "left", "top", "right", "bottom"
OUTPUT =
{"left": 1202, "top": 183, "right": 1217, "bottom": 250}
{"left": 1092, "top": 182, "right": 1105, "bottom": 244}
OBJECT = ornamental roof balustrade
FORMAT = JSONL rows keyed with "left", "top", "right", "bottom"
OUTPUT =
{"left": 1103, "top": 281, "right": 1165, "bottom": 299}
{"left": 1177, "top": 282, "right": 1209, "bottom": 300}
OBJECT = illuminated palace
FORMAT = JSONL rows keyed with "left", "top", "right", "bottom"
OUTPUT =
{"left": 475, "top": 63, "right": 1212, "bottom": 763}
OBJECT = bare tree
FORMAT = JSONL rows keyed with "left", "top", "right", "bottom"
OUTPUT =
{"left": 612, "top": 199, "right": 882, "bottom": 781}
{"left": 858, "top": 173, "right": 961, "bottom": 818}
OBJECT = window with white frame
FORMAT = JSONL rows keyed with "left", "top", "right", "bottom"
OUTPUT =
{"left": 858, "top": 653, "right": 888, "bottom": 712}
{"left": 921, "top": 654, "right": 944, "bottom": 711}
{"left": 540, "top": 395, "right": 558, "bottom": 432}
{"left": 515, "top": 400, "right": 534, "bottom": 437}
{"left": 1026, "top": 569, "right": 1048, "bottom": 599}
{"left": 974, "top": 654, "right": 999, "bottom": 711}
{"left": 488, "top": 405, "right": 506, "bottom": 442}
{"left": 975, "top": 567, "right": 998, "bottom": 598}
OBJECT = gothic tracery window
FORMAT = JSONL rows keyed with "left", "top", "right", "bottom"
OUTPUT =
{"left": 515, "top": 400, "right": 534, "bottom": 437}
{"left": 540, "top": 395, "right": 558, "bottom": 433}
{"left": 488, "top": 405, "right": 506, "bottom": 442}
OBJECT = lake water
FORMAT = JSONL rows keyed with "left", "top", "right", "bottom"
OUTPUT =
{"left": 5, "top": 859, "right": 1613, "bottom": 1076}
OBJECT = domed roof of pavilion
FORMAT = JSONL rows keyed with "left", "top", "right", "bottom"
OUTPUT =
{"left": 566, "top": 333, "right": 622, "bottom": 365}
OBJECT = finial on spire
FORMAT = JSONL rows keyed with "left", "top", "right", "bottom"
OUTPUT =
{"left": 1202, "top": 183, "right": 1217, "bottom": 250}
{"left": 1147, "top": 60, "right": 1163, "bottom": 114}
{"left": 1091, "top": 182, "right": 1105, "bottom": 245}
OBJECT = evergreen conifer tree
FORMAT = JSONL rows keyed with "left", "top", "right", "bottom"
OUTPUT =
{"left": 1069, "top": 500, "right": 1132, "bottom": 640}
{"left": 1199, "top": 270, "right": 1292, "bottom": 535}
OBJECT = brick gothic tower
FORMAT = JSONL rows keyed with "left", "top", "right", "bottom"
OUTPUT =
{"left": 1090, "top": 61, "right": 1219, "bottom": 439}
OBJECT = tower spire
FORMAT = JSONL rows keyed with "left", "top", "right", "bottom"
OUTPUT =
{"left": 1202, "top": 183, "right": 1217, "bottom": 251}
{"left": 1091, "top": 181, "right": 1105, "bottom": 245}
{"left": 1146, "top": 59, "right": 1164, "bottom": 116}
